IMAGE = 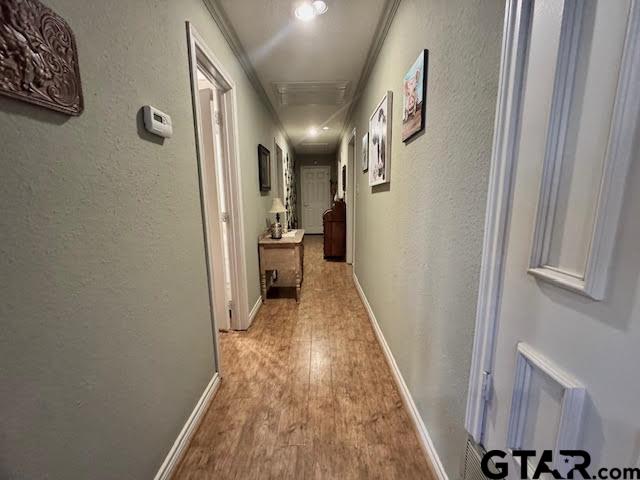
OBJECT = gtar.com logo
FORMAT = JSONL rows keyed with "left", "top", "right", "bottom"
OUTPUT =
{"left": 481, "top": 450, "right": 640, "bottom": 479}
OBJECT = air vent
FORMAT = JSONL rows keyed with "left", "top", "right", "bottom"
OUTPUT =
{"left": 463, "top": 437, "right": 493, "bottom": 480}
{"left": 273, "top": 81, "right": 350, "bottom": 106}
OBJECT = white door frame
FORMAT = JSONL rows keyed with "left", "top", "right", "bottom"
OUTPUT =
{"left": 464, "top": 0, "right": 533, "bottom": 444}
{"left": 187, "top": 22, "right": 251, "bottom": 342}
{"left": 465, "top": 0, "right": 640, "bottom": 444}
{"left": 346, "top": 128, "right": 357, "bottom": 265}
{"left": 300, "top": 165, "right": 331, "bottom": 233}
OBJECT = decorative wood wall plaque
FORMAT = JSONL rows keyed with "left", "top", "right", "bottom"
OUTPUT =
{"left": 0, "top": 0, "right": 83, "bottom": 115}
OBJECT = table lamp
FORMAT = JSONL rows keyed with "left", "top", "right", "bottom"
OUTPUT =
{"left": 269, "top": 197, "right": 286, "bottom": 239}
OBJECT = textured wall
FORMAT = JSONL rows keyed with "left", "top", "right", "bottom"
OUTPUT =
{"left": 0, "top": 0, "right": 288, "bottom": 478}
{"left": 338, "top": 0, "right": 504, "bottom": 476}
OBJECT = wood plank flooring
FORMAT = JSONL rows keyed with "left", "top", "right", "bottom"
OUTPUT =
{"left": 173, "top": 235, "right": 435, "bottom": 479}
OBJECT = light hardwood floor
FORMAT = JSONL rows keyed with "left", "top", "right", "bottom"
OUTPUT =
{"left": 173, "top": 235, "right": 435, "bottom": 479}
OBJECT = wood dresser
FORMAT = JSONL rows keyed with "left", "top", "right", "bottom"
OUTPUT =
{"left": 322, "top": 200, "right": 346, "bottom": 259}
{"left": 258, "top": 229, "right": 305, "bottom": 302}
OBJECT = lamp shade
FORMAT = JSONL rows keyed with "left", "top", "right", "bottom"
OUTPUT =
{"left": 269, "top": 197, "right": 286, "bottom": 213}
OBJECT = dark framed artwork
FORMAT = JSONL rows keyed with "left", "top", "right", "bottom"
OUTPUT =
{"left": 0, "top": 0, "right": 84, "bottom": 115}
{"left": 258, "top": 144, "right": 271, "bottom": 191}
{"left": 402, "top": 49, "right": 428, "bottom": 142}
{"left": 342, "top": 165, "right": 347, "bottom": 194}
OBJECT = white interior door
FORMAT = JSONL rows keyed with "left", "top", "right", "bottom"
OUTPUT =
{"left": 472, "top": 1, "right": 640, "bottom": 477}
{"left": 198, "top": 79, "right": 232, "bottom": 330}
{"left": 301, "top": 166, "right": 330, "bottom": 234}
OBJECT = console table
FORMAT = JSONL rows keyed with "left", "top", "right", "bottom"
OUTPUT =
{"left": 258, "top": 229, "right": 305, "bottom": 302}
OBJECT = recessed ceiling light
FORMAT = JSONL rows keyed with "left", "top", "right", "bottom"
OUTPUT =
{"left": 322, "top": 126, "right": 330, "bottom": 130}
{"left": 295, "top": 3, "right": 316, "bottom": 21}
{"left": 312, "top": 1, "right": 328, "bottom": 15}
{"left": 308, "top": 127, "right": 319, "bottom": 137}
{"left": 295, "top": 1, "right": 328, "bottom": 21}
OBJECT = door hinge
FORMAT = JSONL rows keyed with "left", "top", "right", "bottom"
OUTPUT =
{"left": 481, "top": 371, "right": 492, "bottom": 402}
{"left": 227, "top": 300, "right": 233, "bottom": 314}
{"left": 214, "top": 110, "right": 222, "bottom": 126}
{"left": 221, "top": 211, "right": 230, "bottom": 223}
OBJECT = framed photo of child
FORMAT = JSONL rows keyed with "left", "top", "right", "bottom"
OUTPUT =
{"left": 402, "top": 50, "right": 428, "bottom": 142}
{"left": 368, "top": 91, "right": 392, "bottom": 186}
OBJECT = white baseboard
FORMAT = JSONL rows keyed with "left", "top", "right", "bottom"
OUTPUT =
{"left": 352, "top": 273, "right": 449, "bottom": 480}
{"left": 154, "top": 374, "right": 221, "bottom": 480}
{"left": 248, "top": 295, "right": 262, "bottom": 327}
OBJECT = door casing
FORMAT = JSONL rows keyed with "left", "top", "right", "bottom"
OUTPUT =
{"left": 187, "top": 22, "right": 252, "bottom": 346}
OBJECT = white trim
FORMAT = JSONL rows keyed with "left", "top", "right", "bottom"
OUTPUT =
{"left": 464, "top": 0, "right": 533, "bottom": 444}
{"left": 528, "top": 0, "right": 583, "bottom": 273}
{"left": 528, "top": 0, "right": 640, "bottom": 301}
{"left": 154, "top": 374, "right": 221, "bottom": 480}
{"left": 248, "top": 295, "right": 262, "bottom": 326}
{"left": 506, "top": 343, "right": 585, "bottom": 478}
{"left": 346, "top": 127, "right": 357, "bottom": 265}
{"left": 187, "top": 22, "right": 252, "bottom": 332}
{"left": 352, "top": 273, "right": 448, "bottom": 480}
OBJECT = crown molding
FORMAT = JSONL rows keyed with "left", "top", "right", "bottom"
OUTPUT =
{"left": 202, "top": 0, "right": 401, "bottom": 153}
{"left": 201, "top": 0, "right": 293, "bottom": 149}
{"left": 340, "top": 0, "right": 402, "bottom": 140}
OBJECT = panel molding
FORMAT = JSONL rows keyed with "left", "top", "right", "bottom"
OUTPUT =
{"left": 507, "top": 343, "right": 585, "bottom": 478}
{"left": 353, "top": 273, "right": 448, "bottom": 480}
{"left": 154, "top": 374, "right": 221, "bottom": 480}
{"left": 529, "top": 0, "right": 640, "bottom": 300}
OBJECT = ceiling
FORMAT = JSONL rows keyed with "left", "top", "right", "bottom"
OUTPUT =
{"left": 215, "top": 0, "right": 390, "bottom": 154}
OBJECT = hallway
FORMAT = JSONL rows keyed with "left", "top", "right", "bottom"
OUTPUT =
{"left": 174, "top": 236, "right": 434, "bottom": 479}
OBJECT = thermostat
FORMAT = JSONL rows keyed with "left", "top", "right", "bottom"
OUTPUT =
{"left": 143, "top": 105, "right": 173, "bottom": 138}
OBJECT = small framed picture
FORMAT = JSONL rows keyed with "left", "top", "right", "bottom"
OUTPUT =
{"left": 361, "top": 133, "right": 369, "bottom": 172}
{"left": 369, "top": 91, "right": 392, "bottom": 186}
{"left": 258, "top": 144, "right": 271, "bottom": 191}
{"left": 402, "top": 49, "right": 428, "bottom": 142}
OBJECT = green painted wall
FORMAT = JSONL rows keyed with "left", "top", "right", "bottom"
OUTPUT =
{"left": 339, "top": 0, "right": 504, "bottom": 476}
{"left": 0, "top": 0, "right": 288, "bottom": 477}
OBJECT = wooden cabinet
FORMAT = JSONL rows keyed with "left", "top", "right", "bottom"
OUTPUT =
{"left": 322, "top": 200, "right": 346, "bottom": 259}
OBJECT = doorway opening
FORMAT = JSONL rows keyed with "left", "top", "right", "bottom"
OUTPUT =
{"left": 187, "top": 23, "right": 252, "bottom": 360}
{"left": 346, "top": 128, "right": 356, "bottom": 265}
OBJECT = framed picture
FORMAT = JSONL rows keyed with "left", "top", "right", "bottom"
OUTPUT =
{"left": 361, "top": 133, "right": 369, "bottom": 172}
{"left": 258, "top": 144, "right": 271, "bottom": 191}
{"left": 402, "top": 49, "right": 428, "bottom": 142}
{"left": 368, "top": 91, "right": 392, "bottom": 186}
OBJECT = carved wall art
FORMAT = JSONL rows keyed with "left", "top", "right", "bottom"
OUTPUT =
{"left": 0, "top": 0, "right": 83, "bottom": 115}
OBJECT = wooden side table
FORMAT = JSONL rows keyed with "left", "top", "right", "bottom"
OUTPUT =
{"left": 258, "top": 229, "right": 305, "bottom": 302}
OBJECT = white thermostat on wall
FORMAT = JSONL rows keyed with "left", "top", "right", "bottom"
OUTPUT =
{"left": 143, "top": 105, "right": 173, "bottom": 138}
